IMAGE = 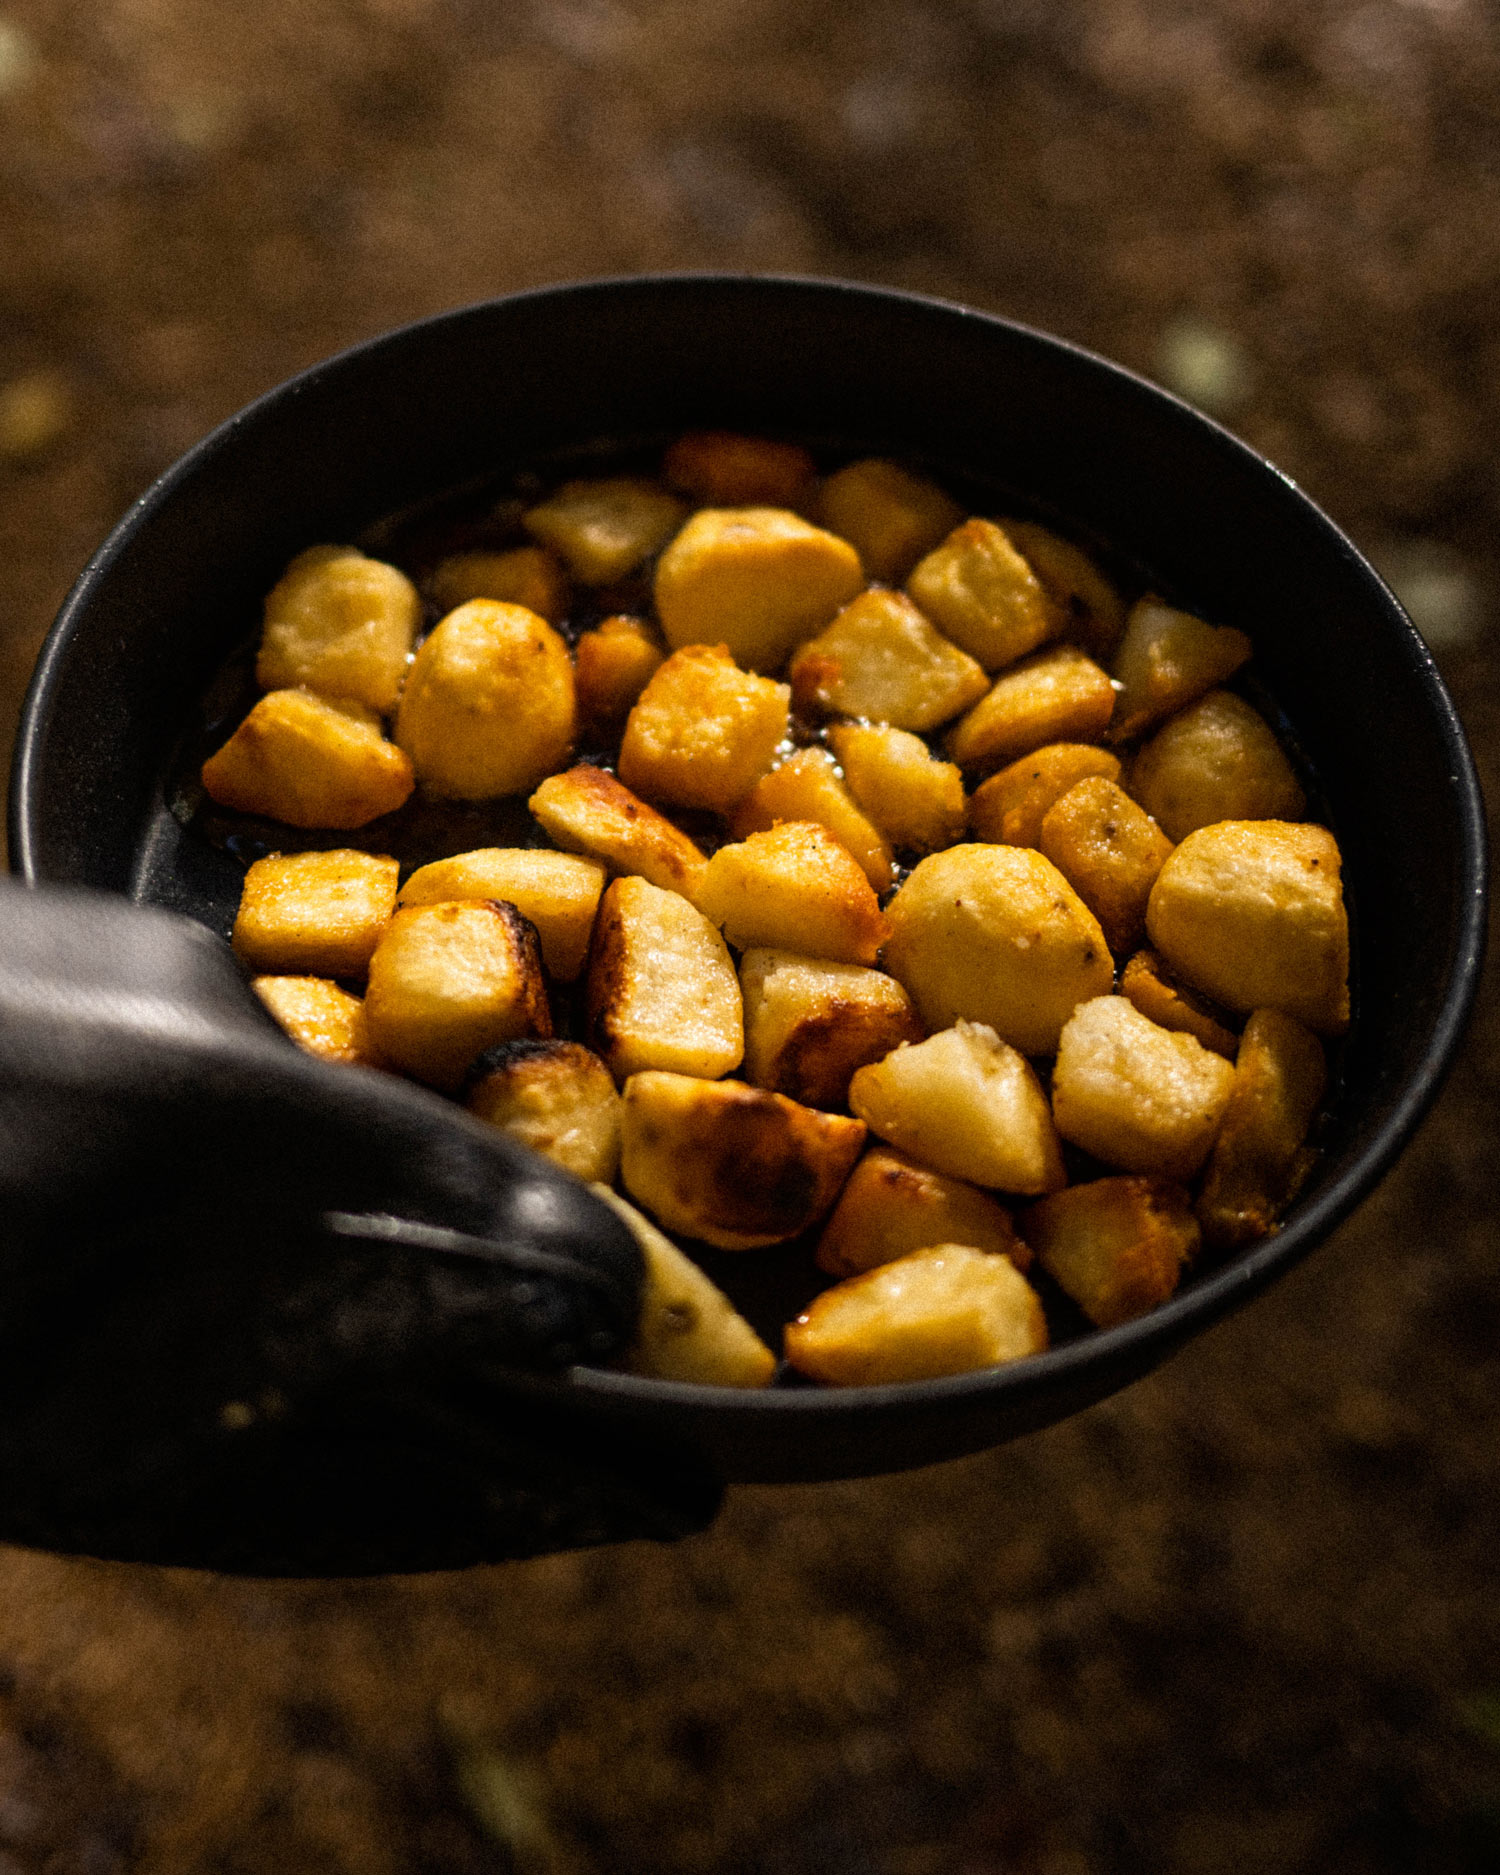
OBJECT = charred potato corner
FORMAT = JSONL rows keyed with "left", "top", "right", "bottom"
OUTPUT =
{"left": 207, "top": 429, "right": 1349, "bottom": 1391}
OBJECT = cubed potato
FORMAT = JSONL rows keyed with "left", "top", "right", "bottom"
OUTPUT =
{"left": 1119, "top": 948, "right": 1239, "bottom": 1057}
{"left": 1109, "top": 597, "right": 1252, "bottom": 741}
{"left": 654, "top": 507, "right": 864, "bottom": 673}
{"left": 816, "top": 1145, "right": 1029, "bottom": 1279}
{"left": 1039, "top": 776, "right": 1174, "bottom": 956}
{"left": 522, "top": 477, "right": 687, "bottom": 584}
{"left": 967, "top": 742, "right": 1122, "bottom": 847}
{"left": 788, "top": 587, "right": 990, "bottom": 731}
{"left": 587, "top": 876, "right": 744, "bottom": 1082}
{"left": 251, "top": 975, "right": 380, "bottom": 1067}
{"left": 573, "top": 615, "right": 665, "bottom": 733}
{"left": 906, "top": 519, "right": 1059, "bottom": 670}
{"left": 662, "top": 431, "right": 816, "bottom": 509}
{"left": 618, "top": 644, "right": 789, "bottom": 813}
{"left": 739, "top": 948, "right": 922, "bottom": 1110}
{"left": 399, "top": 849, "right": 605, "bottom": 981}
{"left": 619, "top": 1071, "right": 866, "bottom": 1250}
{"left": 882, "top": 845, "right": 1113, "bottom": 1057}
{"left": 1020, "top": 1177, "right": 1199, "bottom": 1328}
{"left": 818, "top": 730, "right": 959, "bottom": 862}
{"left": 201, "top": 689, "right": 415, "bottom": 829}
{"left": 946, "top": 644, "right": 1116, "bottom": 775}
{"left": 1051, "top": 996, "right": 1236, "bottom": 1180}
{"left": 256, "top": 545, "right": 420, "bottom": 713}
{"left": 528, "top": 765, "right": 708, "bottom": 904}
{"left": 1196, "top": 1007, "right": 1328, "bottom": 1250}
{"left": 363, "top": 900, "right": 551, "bottom": 1091}
{"left": 592, "top": 1186, "right": 777, "bottom": 1388}
{"left": 395, "top": 601, "right": 575, "bottom": 800}
{"left": 816, "top": 458, "right": 965, "bottom": 583}
{"left": 1127, "top": 689, "right": 1306, "bottom": 840}
{"left": 1146, "top": 821, "right": 1349, "bottom": 1034}
{"left": 848, "top": 1021, "right": 1065, "bottom": 1195}
{"left": 426, "top": 546, "right": 568, "bottom": 624}
{"left": 1001, "top": 521, "right": 1127, "bottom": 663}
{"left": 696, "top": 822, "right": 890, "bottom": 966}
{"left": 785, "top": 1244, "right": 1048, "bottom": 1386}
{"left": 465, "top": 1038, "right": 622, "bottom": 1183}
{"left": 233, "top": 848, "right": 398, "bottom": 978}
{"left": 731, "top": 748, "right": 893, "bottom": 892}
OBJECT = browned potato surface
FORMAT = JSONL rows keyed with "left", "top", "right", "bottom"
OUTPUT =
{"left": 232, "top": 848, "right": 398, "bottom": 978}
{"left": 573, "top": 615, "right": 665, "bottom": 734}
{"left": 906, "top": 519, "right": 1059, "bottom": 670}
{"left": 817, "top": 458, "right": 965, "bottom": 583}
{"left": 587, "top": 876, "right": 744, "bottom": 1082}
{"left": 202, "top": 689, "right": 415, "bottom": 829}
{"left": 618, "top": 643, "right": 789, "bottom": 814}
{"left": 529, "top": 765, "right": 708, "bottom": 903}
{"left": 827, "top": 723, "right": 967, "bottom": 855}
{"left": 251, "top": 975, "right": 380, "bottom": 1067}
{"left": 731, "top": 748, "right": 893, "bottom": 892}
{"left": 466, "top": 1038, "right": 622, "bottom": 1183}
{"left": 1039, "top": 775, "right": 1174, "bottom": 956}
{"left": 697, "top": 822, "right": 890, "bottom": 966}
{"left": 522, "top": 476, "right": 686, "bottom": 583}
{"left": 967, "top": 741, "right": 1122, "bottom": 847}
{"left": 1128, "top": 688, "right": 1307, "bottom": 840}
{"left": 947, "top": 644, "right": 1116, "bottom": 774}
{"left": 663, "top": 432, "right": 816, "bottom": 510}
{"left": 1119, "top": 948, "right": 1239, "bottom": 1057}
{"left": 788, "top": 587, "right": 989, "bottom": 731}
{"left": 1110, "top": 598, "right": 1252, "bottom": 741}
{"left": 426, "top": 545, "right": 568, "bottom": 624}
{"left": 739, "top": 948, "right": 922, "bottom": 1110}
{"left": 1196, "top": 1007, "right": 1328, "bottom": 1250}
{"left": 816, "top": 1145, "right": 1028, "bottom": 1279}
{"left": 399, "top": 848, "right": 605, "bottom": 982}
{"left": 257, "top": 545, "right": 420, "bottom": 713}
{"left": 1021, "top": 1177, "right": 1200, "bottom": 1328}
{"left": 1001, "top": 521, "right": 1127, "bottom": 663}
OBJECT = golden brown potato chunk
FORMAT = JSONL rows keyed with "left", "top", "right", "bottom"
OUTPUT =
{"left": 906, "top": 518, "right": 1059, "bottom": 670}
{"left": 233, "top": 848, "right": 398, "bottom": 978}
{"left": 654, "top": 507, "right": 864, "bottom": 673}
{"left": 399, "top": 848, "right": 605, "bottom": 982}
{"left": 1002, "top": 521, "right": 1127, "bottom": 663}
{"left": 1196, "top": 1007, "right": 1328, "bottom": 1250}
{"left": 849, "top": 1021, "right": 1065, "bottom": 1195}
{"left": 946, "top": 644, "right": 1116, "bottom": 775}
{"left": 1119, "top": 949, "right": 1239, "bottom": 1058}
{"left": 816, "top": 458, "right": 965, "bottom": 583}
{"left": 587, "top": 875, "right": 744, "bottom": 1082}
{"left": 883, "top": 844, "right": 1113, "bottom": 1057}
{"left": 618, "top": 644, "right": 789, "bottom": 814}
{"left": 815, "top": 1146, "right": 1028, "bottom": 1279}
{"left": 257, "top": 546, "right": 420, "bottom": 713}
{"left": 528, "top": 765, "right": 708, "bottom": 904}
{"left": 1020, "top": 1177, "right": 1200, "bottom": 1328}
{"left": 731, "top": 749, "right": 893, "bottom": 893}
{"left": 201, "top": 689, "right": 415, "bottom": 830}
{"left": 785, "top": 1244, "right": 1048, "bottom": 1387}
{"left": 573, "top": 615, "right": 665, "bottom": 735}
{"left": 827, "top": 723, "right": 967, "bottom": 856}
{"left": 967, "top": 742, "right": 1122, "bottom": 847}
{"left": 619, "top": 1071, "right": 866, "bottom": 1250}
{"left": 663, "top": 432, "right": 816, "bottom": 509}
{"left": 364, "top": 900, "right": 551, "bottom": 1091}
{"left": 395, "top": 601, "right": 575, "bottom": 800}
{"left": 1128, "top": 689, "right": 1307, "bottom": 841}
{"left": 1146, "top": 820, "right": 1350, "bottom": 1034}
{"left": 1109, "top": 598, "right": 1252, "bottom": 741}
{"left": 696, "top": 822, "right": 890, "bottom": 966}
{"left": 426, "top": 546, "right": 569, "bottom": 624}
{"left": 522, "top": 477, "right": 686, "bottom": 583}
{"left": 739, "top": 948, "right": 922, "bottom": 1110}
{"left": 1039, "top": 776, "right": 1174, "bottom": 956}
{"left": 465, "top": 1038, "right": 622, "bottom": 1183}
{"left": 1051, "top": 996, "right": 1236, "bottom": 1180}
{"left": 788, "top": 587, "right": 990, "bottom": 731}
{"left": 251, "top": 975, "right": 380, "bottom": 1067}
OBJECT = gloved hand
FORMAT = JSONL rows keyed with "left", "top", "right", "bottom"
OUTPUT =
{"left": 0, "top": 880, "right": 721, "bottom": 1575}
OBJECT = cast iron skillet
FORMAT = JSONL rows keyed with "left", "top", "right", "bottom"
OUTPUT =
{"left": 10, "top": 275, "right": 1487, "bottom": 1483}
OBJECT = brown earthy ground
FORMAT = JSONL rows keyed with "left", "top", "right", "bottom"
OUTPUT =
{"left": 2, "top": 1, "right": 1499, "bottom": 1869}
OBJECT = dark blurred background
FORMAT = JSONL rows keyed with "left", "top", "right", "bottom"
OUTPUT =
{"left": 2, "top": 2, "right": 1499, "bottom": 1869}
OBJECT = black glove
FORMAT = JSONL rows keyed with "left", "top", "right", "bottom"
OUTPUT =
{"left": 0, "top": 880, "right": 721, "bottom": 1575}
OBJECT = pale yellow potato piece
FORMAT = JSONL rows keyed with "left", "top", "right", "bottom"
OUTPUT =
{"left": 967, "top": 742, "right": 1122, "bottom": 847}
{"left": 1196, "top": 1007, "right": 1328, "bottom": 1250}
{"left": 663, "top": 432, "right": 816, "bottom": 509}
{"left": 466, "top": 1039, "right": 622, "bottom": 1183}
{"left": 1020, "top": 1176, "right": 1200, "bottom": 1328}
{"left": 1110, "top": 597, "right": 1252, "bottom": 741}
{"left": 233, "top": 848, "right": 398, "bottom": 978}
{"left": 654, "top": 507, "right": 864, "bottom": 672}
{"left": 426, "top": 546, "right": 568, "bottom": 624}
{"left": 731, "top": 748, "right": 893, "bottom": 892}
{"left": 522, "top": 476, "right": 687, "bottom": 583}
{"left": 363, "top": 900, "right": 551, "bottom": 1091}
{"left": 201, "top": 689, "right": 415, "bottom": 830}
{"left": 883, "top": 844, "right": 1113, "bottom": 1056}
{"left": 1128, "top": 689, "right": 1306, "bottom": 841}
{"left": 1039, "top": 776, "right": 1174, "bottom": 957}
{"left": 399, "top": 848, "right": 605, "bottom": 982}
{"left": 906, "top": 518, "right": 1059, "bottom": 670}
{"left": 1051, "top": 996, "right": 1236, "bottom": 1180}
{"left": 618, "top": 644, "right": 789, "bottom": 814}
{"left": 739, "top": 948, "right": 922, "bottom": 1111}
{"left": 252, "top": 976, "right": 380, "bottom": 1068}
{"left": 1119, "top": 949, "right": 1239, "bottom": 1058}
{"left": 696, "top": 822, "right": 890, "bottom": 966}
{"left": 528, "top": 765, "right": 708, "bottom": 904}
{"left": 947, "top": 644, "right": 1116, "bottom": 775}
{"left": 849, "top": 1021, "right": 1065, "bottom": 1196}
{"left": 257, "top": 546, "right": 420, "bottom": 713}
{"left": 785, "top": 1244, "right": 1048, "bottom": 1387}
{"left": 827, "top": 723, "right": 967, "bottom": 855}
{"left": 592, "top": 1186, "right": 777, "bottom": 1388}
{"left": 816, "top": 1145, "right": 1029, "bottom": 1279}
{"left": 395, "top": 601, "right": 575, "bottom": 800}
{"left": 1146, "top": 820, "right": 1350, "bottom": 1034}
{"left": 1001, "top": 520, "right": 1126, "bottom": 663}
{"left": 816, "top": 458, "right": 965, "bottom": 583}
{"left": 574, "top": 615, "right": 665, "bottom": 734}
{"left": 619, "top": 1071, "right": 866, "bottom": 1250}
{"left": 788, "top": 587, "right": 989, "bottom": 731}
{"left": 587, "top": 875, "right": 744, "bottom": 1082}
